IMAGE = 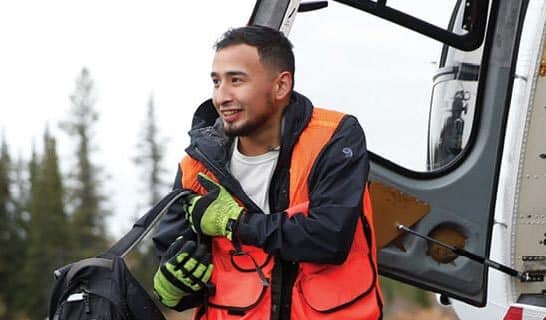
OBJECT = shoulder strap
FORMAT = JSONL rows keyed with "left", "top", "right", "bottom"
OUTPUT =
{"left": 65, "top": 257, "right": 113, "bottom": 284}
{"left": 105, "top": 189, "right": 191, "bottom": 258}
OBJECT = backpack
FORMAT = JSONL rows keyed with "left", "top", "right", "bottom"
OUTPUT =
{"left": 48, "top": 189, "right": 190, "bottom": 320}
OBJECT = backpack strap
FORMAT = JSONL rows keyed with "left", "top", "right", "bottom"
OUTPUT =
{"left": 65, "top": 257, "right": 114, "bottom": 284}
{"left": 105, "top": 189, "right": 191, "bottom": 258}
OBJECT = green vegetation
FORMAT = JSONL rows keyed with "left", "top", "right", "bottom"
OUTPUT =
{"left": 129, "top": 94, "right": 169, "bottom": 294}
{"left": 61, "top": 68, "right": 110, "bottom": 258}
{"left": 0, "top": 136, "right": 22, "bottom": 319}
{"left": 0, "top": 68, "right": 171, "bottom": 319}
{"left": 20, "top": 130, "right": 71, "bottom": 319}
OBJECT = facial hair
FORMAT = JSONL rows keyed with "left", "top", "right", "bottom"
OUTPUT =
{"left": 224, "top": 98, "right": 276, "bottom": 137}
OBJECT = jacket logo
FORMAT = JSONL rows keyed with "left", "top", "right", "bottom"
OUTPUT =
{"left": 342, "top": 147, "right": 353, "bottom": 158}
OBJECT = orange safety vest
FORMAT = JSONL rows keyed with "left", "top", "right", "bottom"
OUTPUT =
{"left": 180, "top": 108, "right": 382, "bottom": 320}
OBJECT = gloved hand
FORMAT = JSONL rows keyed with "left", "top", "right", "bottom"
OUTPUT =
{"left": 153, "top": 236, "right": 213, "bottom": 310}
{"left": 187, "top": 173, "right": 245, "bottom": 240}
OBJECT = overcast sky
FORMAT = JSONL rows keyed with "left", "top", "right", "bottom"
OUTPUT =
{"left": 0, "top": 1, "right": 452, "bottom": 236}
{"left": 0, "top": 1, "right": 258, "bottom": 236}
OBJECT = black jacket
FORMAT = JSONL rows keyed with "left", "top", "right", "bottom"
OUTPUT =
{"left": 153, "top": 91, "right": 369, "bottom": 319}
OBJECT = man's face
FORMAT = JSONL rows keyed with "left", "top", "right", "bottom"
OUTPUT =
{"left": 211, "top": 44, "right": 279, "bottom": 137}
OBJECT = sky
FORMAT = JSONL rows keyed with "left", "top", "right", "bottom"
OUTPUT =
{"left": 0, "top": 1, "right": 453, "bottom": 236}
{"left": 0, "top": 1, "right": 257, "bottom": 236}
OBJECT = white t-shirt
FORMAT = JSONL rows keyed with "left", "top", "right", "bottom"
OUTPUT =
{"left": 229, "top": 138, "right": 279, "bottom": 214}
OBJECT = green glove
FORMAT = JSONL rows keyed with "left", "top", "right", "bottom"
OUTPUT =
{"left": 187, "top": 173, "right": 245, "bottom": 239}
{"left": 153, "top": 237, "right": 213, "bottom": 310}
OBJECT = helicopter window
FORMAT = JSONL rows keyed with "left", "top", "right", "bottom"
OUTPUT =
{"left": 290, "top": 0, "right": 485, "bottom": 172}
{"left": 330, "top": 0, "right": 488, "bottom": 51}
{"left": 382, "top": 0, "right": 455, "bottom": 30}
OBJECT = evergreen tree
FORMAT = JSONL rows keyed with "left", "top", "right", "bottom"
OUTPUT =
{"left": 41, "top": 130, "right": 72, "bottom": 263}
{"left": 28, "top": 144, "right": 39, "bottom": 191}
{"left": 0, "top": 136, "right": 28, "bottom": 319}
{"left": 130, "top": 94, "right": 168, "bottom": 291}
{"left": 61, "top": 68, "right": 109, "bottom": 258}
{"left": 0, "top": 135, "right": 12, "bottom": 319}
{"left": 8, "top": 155, "right": 30, "bottom": 317}
{"left": 21, "top": 130, "right": 71, "bottom": 320}
{"left": 11, "top": 155, "right": 30, "bottom": 241}
{"left": 19, "top": 146, "right": 40, "bottom": 317}
{"left": 135, "top": 94, "right": 168, "bottom": 205}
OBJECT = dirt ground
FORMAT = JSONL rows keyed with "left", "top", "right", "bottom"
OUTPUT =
{"left": 164, "top": 309, "right": 194, "bottom": 320}
{"left": 384, "top": 304, "right": 460, "bottom": 320}
{"left": 380, "top": 290, "right": 461, "bottom": 320}
{"left": 164, "top": 302, "right": 460, "bottom": 320}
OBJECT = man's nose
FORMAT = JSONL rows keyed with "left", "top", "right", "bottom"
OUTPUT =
{"left": 213, "top": 83, "right": 233, "bottom": 107}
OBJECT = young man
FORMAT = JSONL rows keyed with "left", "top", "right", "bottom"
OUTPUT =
{"left": 153, "top": 25, "right": 382, "bottom": 319}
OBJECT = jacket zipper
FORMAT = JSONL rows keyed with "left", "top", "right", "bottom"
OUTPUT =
{"left": 191, "top": 145, "right": 226, "bottom": 178}
{"left": 81, "top": 288, "right": 91, "bottom": 314}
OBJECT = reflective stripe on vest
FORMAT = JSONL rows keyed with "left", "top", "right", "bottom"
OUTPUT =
{"left": 181, "top": 107, "right": 382, "bottom": 319}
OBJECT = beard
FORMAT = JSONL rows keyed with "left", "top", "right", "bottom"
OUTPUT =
{"left": 223, "top": 99, "right": 276, "bottom": 137}
{"left": 224, "top": 112, "right": 270, "bottom": 137}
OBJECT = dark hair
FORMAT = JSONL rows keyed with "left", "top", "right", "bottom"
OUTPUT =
{"left": 215, "top": 25, "right": 295, "bottom": 78}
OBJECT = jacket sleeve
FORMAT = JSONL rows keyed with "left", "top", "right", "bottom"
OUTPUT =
{"left": 152, "top": 165, "right": 197, "bottom": 258}
{"left": 236, "top": 116, "right": 369, "bottom": 264}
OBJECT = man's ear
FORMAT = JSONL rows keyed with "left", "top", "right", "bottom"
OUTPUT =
{"left": 274, "top": 71, "right": 293, "bottom": 101}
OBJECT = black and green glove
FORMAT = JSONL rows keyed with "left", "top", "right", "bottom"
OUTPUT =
{"left": 153, "top": 237, "right": 213, "bottom": 310}
{"left": 187, "top": 173, "right": 245, "bottom": 240}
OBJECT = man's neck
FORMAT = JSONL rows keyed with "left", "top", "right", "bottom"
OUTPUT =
{"left": 237, "top": 129, "right": 281, "bottom": 156}
{"left": 236, "top": 98, "right": 289, "bottom": 156}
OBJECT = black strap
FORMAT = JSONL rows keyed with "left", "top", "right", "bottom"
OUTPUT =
{"left": 65, "top": 257, "right": 114, "bottom": 284}
{"left": 105, "top": 189, "right": 191, "bottom": 258}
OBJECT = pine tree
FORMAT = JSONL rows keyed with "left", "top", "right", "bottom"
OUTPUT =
{"left": 130, "top": 94, "right": 168, "bottom": 292}
{"left": 135, "top": 94, "right": 168, "bottom": 205}
{"left": 21, "top": 130, "right": 71, "bottom": 320}
{"left": 22, "top": 144, "right": 40, "bottom": 300}
{"left": 9, "top": 155, "right": 30, "bottom": 314}
{"left": 41, "top": 130, "right": 72, "bottom": 263}
{"left": 0, "top": 135, "right": 12, "bottom": 319}
{"left": 61, "top": 67, "right": 109, "bottom": 258}
{"left": 0, "top": 136, "right": 28, "bottom": 319}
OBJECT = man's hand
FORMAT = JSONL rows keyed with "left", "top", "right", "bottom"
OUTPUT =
{"left": 153, "top": 237, "right": 213, "bottom": 310}
{"left": 187, "top": 173, "right": 244, "bottom": 239}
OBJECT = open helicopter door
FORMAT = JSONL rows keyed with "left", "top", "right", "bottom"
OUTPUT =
{"left": 249, "top": 0, "right": 531, "bottom": 307}
{"left": 367, "top": 0, "right": 531, "bottom": 308}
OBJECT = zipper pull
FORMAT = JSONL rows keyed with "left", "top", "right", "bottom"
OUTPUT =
{"left": 82, "top": 291, "right": 91, "bottom": 313}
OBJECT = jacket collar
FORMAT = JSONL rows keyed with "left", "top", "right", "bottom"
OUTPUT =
{"left": 185, "top": 91, "right": 314, "bottom": 212}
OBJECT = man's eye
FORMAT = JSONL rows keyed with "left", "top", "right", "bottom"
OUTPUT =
{"left": 212, "top": 79, "right": 219, "bottom": 87}
{"left": 232, "top": 77, "right": 242, "bottom": 83}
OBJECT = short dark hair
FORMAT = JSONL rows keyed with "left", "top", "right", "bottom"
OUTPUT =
{"left": 215, "top": 25, "right": 295, "bottom": 78}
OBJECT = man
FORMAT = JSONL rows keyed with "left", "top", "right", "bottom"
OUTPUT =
{"left": 153, "top": 25, "right": 382, "bottom": 320}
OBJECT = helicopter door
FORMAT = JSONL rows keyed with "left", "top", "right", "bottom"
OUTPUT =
{"left": 249, "top": 0, "right": 528, "bottom": 307}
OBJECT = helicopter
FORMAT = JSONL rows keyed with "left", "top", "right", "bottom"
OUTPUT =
{"left": 248, "top": 0, "right": 546, "bottom": 319}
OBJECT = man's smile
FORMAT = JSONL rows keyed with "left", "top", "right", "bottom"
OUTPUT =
{"left": 220, "top": 109, "right": 242, "bottom": 122}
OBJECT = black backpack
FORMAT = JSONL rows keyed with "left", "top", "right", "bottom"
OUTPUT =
{"left": 48, "top": 189, "right": 190, "bottom": 320}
